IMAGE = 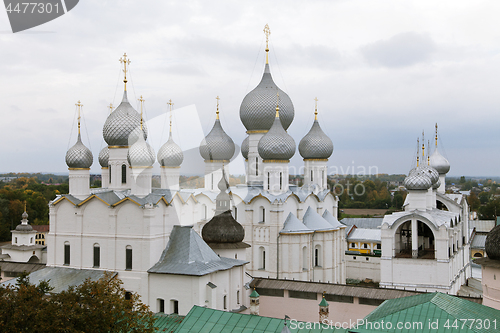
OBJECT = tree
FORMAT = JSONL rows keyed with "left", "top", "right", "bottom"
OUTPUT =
{"left": 0, "top": 272, "right": 156, "bottom": 333}
{"left": 467, "top": 192, "right": 481, "bottom": 211}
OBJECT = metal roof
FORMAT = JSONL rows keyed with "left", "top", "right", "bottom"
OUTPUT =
{"left": 148, "top": 226, "right": 247, "bottom": 276}
{"left": 322, "top": 210, "right": 345, "bottom": 229}
{"left": 0, "top": 266, "right": 115, "bottom": 293}
{"left": 340, "top": 218, "right": 383, "bottom": 229}
{"left": 250, "top": 278, "right": 421, "bottom": 301}
{"left": 153, "top": 313, "right": 184, "bottom": 332}
{"left": 280, "top": 213, "right": 313, "bottom": 234}
{"left": 382, "top": 208, "right": 459, "bottom": 229}
{"left": 229, "top": 185, "right": 332, "bottom": 204}
{"left": 353, "top": 292, "right": 500, "bottom": 333}
{"left": 347, "top": 228, "right": 381, "bottom": 242}
{"left": 471, "top": 233, "right": 487, "bottom": 249}
{"left": 302, "top": 207, "right": 335, "bottom": 231}
{"left": 174, "top": 305, "right": 345, "bottom": 333}
{"left": 0, "top": 262, "right": 46, "bottom": 274}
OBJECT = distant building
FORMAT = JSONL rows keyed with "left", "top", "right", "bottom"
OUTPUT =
{"left": 32, "top": 224, "right": 49, "bottom": 245}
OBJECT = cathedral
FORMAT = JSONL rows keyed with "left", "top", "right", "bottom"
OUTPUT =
{"left": 43, "top": 26, "right": 345, "bottom": 314}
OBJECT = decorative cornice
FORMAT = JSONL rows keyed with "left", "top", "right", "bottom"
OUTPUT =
{"left": 303, "top": 158, "right": 328, "bottom": 162}
{"left": 263, "top": 159, "right": 289, "bottom": 163}
{"left": 108, "top": 145, "right": 129, "bottom": 149}
{"left": 68, "top": 168, "right": 90, "bottom": 170}
{"left": 246, "top": 130, "right": 268, "bottom": 134}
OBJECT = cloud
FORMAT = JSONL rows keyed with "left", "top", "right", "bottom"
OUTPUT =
{"left": 360, "top": 32, "right": 436, "bottom": 68}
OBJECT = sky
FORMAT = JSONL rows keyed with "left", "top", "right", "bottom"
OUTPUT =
{"left": 1, "top": 0, "right": 500, "bottom": 177}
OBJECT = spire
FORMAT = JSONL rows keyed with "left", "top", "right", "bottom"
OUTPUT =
{"left": 138, "top": 95, "right": 145, "bottom": 130}
{"left": 314, "top": 97, "right": 318, "bottom": 120}
{"left": 435, "top": 123, "right": 438, "bottom": 147}
{"left": 76, "top": 100, "right": 83, "bottom": 134}
{"left": 108, "top": 103, "right": 113, "bottom": 114}
{"left": 167, "top": 99, "right": 174, "bottom": 133}
{"left": 422, "top": 130, "right": 425, "bottom": 161}
{"left": 119, "top": 53, "right": 131, "bottom": 91}
{"left": 264, "top": 24, "right": 271, "bottom": 64}
{"left": 427, "top": 140, "right": 431, "bottom": 165}
{"left": 216, "top": 96, "right": 220, "bottom": 120}
{"left": 416, "top": 138, "right": 420, "bottom": 167}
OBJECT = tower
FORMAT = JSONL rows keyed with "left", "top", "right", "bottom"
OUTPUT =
{"left": 249, "top": 289, "right": 260, "bottom": 315}
{"left": 429, "top": 124, "right": 450, "bottom": 194}
{"left": 158, "top": 99, "right": 183, "bottom": 190}
{"left": 319, "top": 293, "right": 329, "bottom": 323}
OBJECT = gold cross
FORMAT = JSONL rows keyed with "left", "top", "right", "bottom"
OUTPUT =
{"left": 264, "top": 24, "right": 271, "bottom": 63}
{"left": 422, "top": 131, "right": 425, "bottom": 158}
{"left": 216, "top": 96, "right": 220, "bottom": 119}
{"left": 435, "top": 123, "right": 438, "bottom": 146}
{"left": 138, "top": 95, "right": 145, "bottom": 130}
{"left": 314, "top": 97, "right": 319, "bottom": 120}
{"left": 275, "top": 92, "right": 280, "bottom": 117}
{"left": 167, "top": 99, "right": 174, "bottom": 132}
{"left": 108, "top": 103, "right": 113, "bottom": 114}
{"left": 119, "top": 53, "right": 131, "bottom": 91}
{"left": 75, "top": 100, "right": 83, "bottom": 134}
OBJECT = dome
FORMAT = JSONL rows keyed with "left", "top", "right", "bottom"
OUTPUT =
{"left": 240, "top": 64, "right": 294, "bottom": 132}
{"left": 299, "top": 120, "right": 333, "bottom": 160}
{"left": 241, "top": 136, "right": 249, "bottom": 160}
{"left": 66, "top": 133, "right": 93, "bottom": 169}
{"left": 258, "top": 110, "right": 296, "bottom": 161}
{"left": 410, "top": 165, "right": 439, "bottom": 185}
{"left": 429, "top": 147, "right": 450, "bottom": 174}
{"left": 103, "top": 91, "right": 147, "bottom": 146}
{"left": 202, "top": 210, "right": 245, "bottom": 243}
{"left": 16, "top": 211, "right": 33, "bottom": 231}
{"left": 158, "top": 133, "right": 184, "bottom": 167}
{"left": 199, "top": 118, "right": 235, "bottom": 161}
{"left": 127, "top": 135, "right": 155, "bottom": 167}
{"left": 403, "top": 169, "right": 432, "bottom": 190}
{"left": 98, "top": 146, "right": 109, "bottom": 168}
{"left": 432, "top": 177, "right": 441, "bottom": 190}
{"left": 486, "top": 225, "right": 500, "bottom": 260}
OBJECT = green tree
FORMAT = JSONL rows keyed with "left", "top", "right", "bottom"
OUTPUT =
{"left": 467, "top": 192, "right": 481, "bottom": 211}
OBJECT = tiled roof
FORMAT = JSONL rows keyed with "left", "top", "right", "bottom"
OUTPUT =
{"left": 153, "top": 313, "right": 184, "bottom": 332}
{"left": 280, "top": 213, "right": 313, "bottom": 234}
{"left": 302, "top": 207, "right": 335, "bottom": 231}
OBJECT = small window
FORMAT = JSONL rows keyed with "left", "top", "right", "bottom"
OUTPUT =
{"left": 280, "top": 172, "right": 282, "bottom": 190}
{"left": 351, "top": 243, "right": 355, "bottom": 248}
{"left": 237, "top": 291, "right": 240, "bottom": 304}
{"left": 353, "top": 256, "right": 356, "bottom": 260}
{"left": 121, "top": 164, "right": 127, "bottom": 184}
{"left": 363, "top": 243, "right": 368, "bottom": 249}
{"left": 376, "top": 244, "right": 381, "bottom": 250}
{"left": 64, "top": 242, "right": 70, "bottom": 265}
{"left": 211, "top": 173, "right": 214, "bottom": 191}
{"left": 109, "top": 165, "right": 112, "bottom": 182}
{"left": 158, "top": 299, "right": 165, "bottom": 313}
{"left": 267, "top": 172, "right": 270, "bottom": 190}
{"left": 15, "top": 237, "right": 17, "bottom": 244}
{"left": 171, "top": 300, "right": 179, "bottom": 314}
{"left": 366, "top": 257, "right": 369, "bottom": 261}
{"left": 255, "top": 157, "right": 258, "bottom": 176}
{"left": 126, "top": 246, "right": 132, "bottom": 270}
{"left": 93, "top": 244, "right": 100, "bottom": 268}
{"left": 223, "top": 295, "right": 227, "bottom": 310}
{"left": 311, "top": 170, "right": 313, "bottom": 182}
{"left": 314, "top": 247, "right": 321, "bottom": 267}
{"left": 234, "top": 206, "right": 237, "bottom": 220}
{"left": 30, "top": 237, "right": 33, "bottom": 243}
{"left": 259, "top": 247, "right": 266, "bottom": 269}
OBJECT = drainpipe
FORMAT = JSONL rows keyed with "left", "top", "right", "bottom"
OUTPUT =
{"left": 277, "top": 233, "right": 280, "bottom": 279}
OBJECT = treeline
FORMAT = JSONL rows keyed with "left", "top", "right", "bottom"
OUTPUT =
{"left": 0, "top": 177, "right": 68, "bottom": 241}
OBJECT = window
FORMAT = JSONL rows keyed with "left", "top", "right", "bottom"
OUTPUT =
{"left": 234, "top": 206, "right": 237, "bottom": 220}
{"left": 202, "top": 204, "right": 207, "bottom": 220}
{"left": 121, "top": 164, "right": 127, "bottom": 184}
{"left": 255, "top": 157, "right": 258, "bottom": 176}
{"left": 314, "top": 246, "right": 321, "bottom": 267}
{"left": 64, "top": 242, "right": 70, "bottom": 265}
{"left": 322, "top": 170, "right": 325, "bottom": 184}
{"left": 93, "top": 244, "right": 100, "bottom": 268}
{"left": 259, "top": 247, "right": 266, "bottom": 269}
{"left": 267, "top": 173, "right": 270, "bottom": 190}
{"left": 302, "top": 246, "right": 308, "bottom": 270}
{"left": 351, "top": 243, "right": 355, "bottom": 248}
{"left": 259, "top": 206, "right": 265, "bottom": 223}
{"left": 376, "top": 244, "right": 381, "bottom": 250}
{"left": 15, "top": 237, "right": 17, "bottom": 244}
{"left": 30, "top": 237, "right": 33, "bottom": 243}
{"left": 366, "top": 257, "right": 369, "bottom": 261}
{"left": 311, "top": 170, "right": 313, "bottom": 182}
{"left": 279, "top": 172, "right": 282, "bottom": 190}
{"left": 211, "top": 173, "right": 214, "bottom": 190}
{"left": 126, "top": 245, "right": 132, "bottom": 270}
{"left": 223, "top": 295, "right": 227, "bottom": 309}
{"left": 363, "top": 243, "right": 368, "bottom": 249}
{"left": 171, "top": 300, "right": 179, "bottom": 314}
{"left": 158, "top": 299, "right": 165, "bottom": 313}
{"left": 109, "top": 165, "right": 111, "bottom": 182}
{"left": 237, "top": 291, "right": 240, "bottom": 304}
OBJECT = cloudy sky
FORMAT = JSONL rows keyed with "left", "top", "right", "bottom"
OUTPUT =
{"left": 1, "top": 0, "right": 499, "bottom": 177}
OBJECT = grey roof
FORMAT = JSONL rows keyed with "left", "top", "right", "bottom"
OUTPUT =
{"left": 127, "top": 135, "right": 155, "bottom": 167}
{"left": 228, "top": 185, "right": 332, "bottom": 205}
{"left": 382, "top": 208, "right": 460, "bottom": 230}
{"left": 65, "top": 133, "right": 93, "bottom": 169}
{"left": 429, "top": 147, "right": 450, "bottom": 174}
{"left": 322, "top": 210, "right": 344, "bottom": 229}
{"left": 1, "top": 266, "right": 115, "bottom": 293}
{"left": 339, "top": 218, "right": 384, "bottom": 229}
{"left": 102, "top": 91, "right": 148, "bottom": 146}
{"left": 411, "top": 165, "right": 439, "bottom": 185}
{"left": 239, "top": 63, "right": 294, "bottom": 132}
{"left": 98, "top": 146, "right": 109, "bottom": 167}
{"left": 403, "top": 168, "right": 432, "bottom": 190}
{"left": 470, "top": 220, "right": 496, "bottom": 233}
{"left": 471, "top": 233, "right": 487, "bottom": 249}
{"left": 158, "top": 132, "right": 183, "bottom": 167}
{"left": 280, "top": 213, "right": 312, "bottom": 234}
{"left": 148, "top": 225, "right": 247, "bottom": 276}
{"left": 199, "top": 118, "right": 235, "bottom": 161}
{"left": 347, "top": 228, "right": 381, "bottom": 242}
{"left": 0, "top": 262, "right": 46, "bottom": 274}
{"left": 258, "top": 114, "right": 296, "bottom": 161}
{"left": 303, "top": 206, "right": 335, "bottom": 231}
{"left": 298, "top": 119, "right": 333, "bottom": 160}
{"left": 241, "top": 136, "right": 249, "bottom": 159}
{"left": 1, "top": 244, "right": 45, "bottom": 250}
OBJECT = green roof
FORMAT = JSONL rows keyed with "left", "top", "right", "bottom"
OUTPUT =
{"left": 154, "top": 313, "right": 184, "bottom": 332}
{"left": 319, "top": 297, "right": 329, "bottom": 307}
{"left": 174, "top": 306, "right": 346, "bottom": 333}
{"left": 250, "top": 289, "right": 260, "bottom": 298}
{"left": 352, "top": 292, "right": 500, "bottom": 333}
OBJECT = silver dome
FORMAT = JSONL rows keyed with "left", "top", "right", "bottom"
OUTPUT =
{"left": 432, "top": 177, "right": 441, "bottom": 190}
{"left": 409, "top": 165, "right": 439, "bottom": 185}
{"left": 158, "top": 133, "right": 184, "bottom": 167}
{"left": 66, "top": 133, "right": 93, "bottom": 169}
{"left": 241, "top": 136, "right": 249, "bottom": 160}
{"left": 429, "top": 147, "right": 450, "bottom": 174}
{"left": 299, "top": 120, "right": 333, "bottom": 160}
{"left": 16, "top": 211, "right": 33, "bottom": 231}
{"left": 199, "top": 119, "right": 235, "bottom": 161}
{"left": 258, "top": 112, "right": 296, "bottom": 160}
{"left": 103, "top": 91, "right": 147, "bottom": 146}
{"left": 98, "top": 146, "right": 109, "bottom": 168}
{"left": 240, "top": 64, "right": 294, "bottom": 132}
{"left": 403, "top": 169, "right": 432, "bottom": 190}
{"left": 127, "top": 135, "right": 155, "bottom": 167}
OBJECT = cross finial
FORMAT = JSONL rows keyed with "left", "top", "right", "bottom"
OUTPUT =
{"left": 422, "top": 131, "right": 425, "bottom": 158}
{"left": 275, "top": 92, "right": 280, "bottom": 118}
{"left": 119, "top": 53, "right": 131, "bottom": 91}
{"left": 108, "top": 103, "right": 113, "bottom": 114}
{"left": 263, "top": 24, "right": 271, "bottom": 64}
{"left": 427, "top": 140, "right": 430, "bottom": 165}
{"left": 435, "top": 123, "right": 438, "bottom": 147}
{"left": 138, "top": 95, "right": 145, "bottom": 130}
{"left": 216, "top": 96, "right": 220, "bottom": 119}
{"left": 417, "top": 138, "right": 420, "bottom": 167}
{"left": 75, "top": 100, "right": 83, "bottom": 134}
{"left": 314, "top": 97, "right": 319, "bottom": 120}
{"left": 167, "top": 99, "right": 174, "bottom": 133}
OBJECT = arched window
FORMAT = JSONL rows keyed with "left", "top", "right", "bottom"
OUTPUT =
{"left": 157, "top": 299, "right": 165, "bottom": 313}
{"left": 259, "top": 206, "right": 265, "bottom": 223}
{"left": 109, "top": 165, "right": 112, "bottom": 182}
{"left": 259, "top": 247, "right": 266, "bottom": 269}
{"left": 314, "top": 245, "right": 321, "bottom": 267}
{"left": 121, "top": 164, "right": 127, "bottom": 184}
{"left": 237, "top": 290, "right": 240, "bottom": 304}
{"left": 171, "top": 300, "right": 179, "bottom": 314}
{"left": 302, "top": 246, "right": 308, "bottom": 270}
{"left": 311, "top": 170, "right": 313, "bottom": 182}
{"left": 93, "top": 243, "right": 100, "bottom": 268}
{"left": 363, "top": 243, "right": 368, "bottom": 249}
{"left": 126, "top": 245, "right": 132, "bottom": 270}
{"left": 202, "top": 204, "right": 207, "bottom": 220}
{"left": 280, "top": 172, "right": 282, "bottom": 190}
{"left": 64, "top": 241, "right": 70, "bottom": 265}
{"left": 223, "top": 295, "right": 227, "bottom": 310}
{"left": 255, "top": 157, "right": 258, "bottom": 176}
{"left": 267, "top": 172, "right": 270, "bottom": 190}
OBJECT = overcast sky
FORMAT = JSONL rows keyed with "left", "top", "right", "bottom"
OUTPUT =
{"left": 1, "top": 0, "right": 499, "bottom": 177}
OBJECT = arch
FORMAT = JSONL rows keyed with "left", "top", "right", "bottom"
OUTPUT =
{"left": 473, "top": 252, "right": 483, "bottom": 258}
{"left": 93, "top": 243, "right": 100, "bottom": 268}
{"left": 394, "top": 219, "right": 435, "bottom": 259}
{"left": 121, "top": 164, "right": 127, "bottom": 184}
{"left": 259, "top": 246, "right": 266, "bottom": 269}
{"left": 259, "top": 206, "right": 265, "bottom": 223}
{"left": 314, "top": 244, "right": 321, "bottom": 267}
{"left": 28, "top": 255, "right": 39, "bottom": 263}
{"left": 436, "top": 199, "right": 450, "bottom": 211}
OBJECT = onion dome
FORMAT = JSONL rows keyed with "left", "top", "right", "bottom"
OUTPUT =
{"left": 410, "top": 165, "right": 439, "bottom": 186}
{"left": 103, "top": 91, "right": 147, "bottom": 146}
{"left": 66, "top": 133, "right": 93, "bottom": 169}
{"left": 199, "top": 116, "right": 235, "bottom": 162}
{"left": 485, "top": 224, "right": 500, "bottom": 260}
{"left": 202, "top": 210, "right": 245, "bottom": 243}
{"left": 258, "top": 107, "right": 296, "bottom": 161}
{"left": 299, "top": 113, "right": 333, "bottom": 160}
{"left": 158, "top": 133, "right": 184, "bottom": 167}
{"left": 432, "top": 178, "right": 441, "bottom": 190}
{"left": 240, "top": 64, "right": 294, "bottom": 132}
{"left": 403, "top": 169, "right": 432, "bottom": 190}
{"left": 127, "top": 135, "right": 155, "bottom": 167}
{"left": 16, "top": 210, "right": 33, "bottom": 231}
{"left": 98, "top": 146, "right": 109, "bottom": 168}
{"left": 429, "top": 147, "right": 450, "bottom": 174}
{"left": 241, "top": 136, "right": 249, "bottom": 160}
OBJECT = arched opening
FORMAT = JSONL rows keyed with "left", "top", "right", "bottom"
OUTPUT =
{"left": 259, "top": 246, "right": 266, "bottom": 269}
{"left": 394, "top": 220, "right": 435, "bottom": 259}
{"left": 121, "top": 164, "right": 127, "bottom": 184}
{"left": 28, "top": 255, "right": 39, "bottom": 263}
{"left": 64, "top": 241, "right": 70, "bottom": 265}
{"left": 93, "top": 243, "right": 100, "bottom": 268}
{"left": 314, "top": 245, "right": 321, "bottom": 267}
{"left": 202, "top": 204, "right": 207, "bottom": 220}
{"left": 436, "top": 200, "right": 449, "bottom": 211}
{"left": 259, "top": 206, "right": 265, "bottom": 223}
{"left": 473, "top": 252, "right": 483, "bottom": 258}
{"left": 126, "top": 245, "right": 132, "bottom": 270}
